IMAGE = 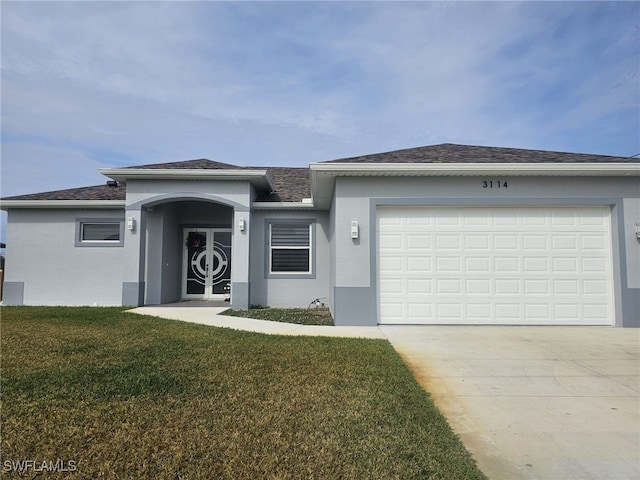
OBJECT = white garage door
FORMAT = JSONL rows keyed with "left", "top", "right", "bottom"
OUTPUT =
{"left": 377, "top": 206, "right": 614, "bottom": 325}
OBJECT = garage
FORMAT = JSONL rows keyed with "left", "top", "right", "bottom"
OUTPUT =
{"left": 377, "top": 206, "right": 615, "bottom": 325}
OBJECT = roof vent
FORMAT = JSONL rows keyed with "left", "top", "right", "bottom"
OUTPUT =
{"left": 106, "top": 180, "right": 119, "bottom": 187}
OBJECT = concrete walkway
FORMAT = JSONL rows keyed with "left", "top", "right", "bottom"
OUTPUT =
{"left": 129, "top": 306, "right": 640, "bottom": 480}
{"left": 129, "top": 305, "right": 387, "bottom": 338}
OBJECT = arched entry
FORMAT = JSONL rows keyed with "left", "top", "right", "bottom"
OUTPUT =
{"left": 141, "top": 197, "right": 237, "bottom": 305}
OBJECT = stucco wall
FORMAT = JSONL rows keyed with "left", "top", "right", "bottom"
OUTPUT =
{"left": 328, "top": 194, "right": 337, "bottom": 317}
{"left": 126, "top": 179, "right": 252, "bottom": 210}
{"left": 4, "top": 208, "right": 127, "bottom": 305}
{"left": 5, "top": 174, "right": 637, "bottom": 326}
{"left": 161, "top": 204, "right": 181, "bottom": 303}
{"left": 249, "top": 210, "right": 330, "bottom": 308}
{"left": 623, "top": 197, "right": 640, "bottom": 289}
{"left": 331, "top": 175, "right": 640, "bottom": 327}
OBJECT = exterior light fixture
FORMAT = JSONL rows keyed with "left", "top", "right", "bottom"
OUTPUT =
{"left": 351, "top": 220, "right": 359, "bottom": 239}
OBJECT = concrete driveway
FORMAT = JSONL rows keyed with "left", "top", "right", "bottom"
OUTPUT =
{"left": 381, "top": 326, "right": 640, "bottom": 480}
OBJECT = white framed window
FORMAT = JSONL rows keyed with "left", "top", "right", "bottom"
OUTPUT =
{"left": 268, "top": 222, "right": 312, "bottom": 274}
{"left": 75, "top": 219, "right": 124, "bottom": 247}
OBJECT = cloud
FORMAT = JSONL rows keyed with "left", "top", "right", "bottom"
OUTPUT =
{"left": 0, "top": 142, "right": 107, "bottom": 197}
{"left": 1, "top": 0, "right": 638, "bottom": 201}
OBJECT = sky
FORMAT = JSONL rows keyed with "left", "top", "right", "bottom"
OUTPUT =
{"left": 1, "top": 1, "right": 639, "bottom": 229}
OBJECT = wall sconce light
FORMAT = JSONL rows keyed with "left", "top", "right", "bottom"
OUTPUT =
{"left": 636, "top": 221, "right": 640, "bottom": 239}
{"left": 127, "top": 216, "right": 135, "bottom": 231}
{"left": 351, "top": 220, "right": 359, "bottom": 239}
{"left": 238, "top": 218, "right": 246, "bottom": 232}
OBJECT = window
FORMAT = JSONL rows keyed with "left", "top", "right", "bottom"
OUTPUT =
{"left": 75, "top": 219, "right": 124, "bottom": 247}
{"left": 82, "top": 223, "right": 121, "bottom": 242}
{"left": 269, "top": 222, "right": 312, "bottom": 274}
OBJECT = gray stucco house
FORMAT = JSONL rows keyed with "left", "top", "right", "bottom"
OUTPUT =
{"left": 2, "top": 144, "right": 639, "bottom": 327}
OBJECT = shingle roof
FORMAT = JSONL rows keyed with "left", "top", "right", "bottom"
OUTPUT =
{"left": 323, "top": 143, "right": 638, "bottom": 164}
{"left": 123, "top": 159, "right": 248, "bottom": 170}
{"left": 2, "top": 184, "right": 126, "bottom": 201}
{"left": 256, "top": 167, "right": 310, "bottom": 202}
{"left": 3, "top": 144, "right": 636, "bottom": 203}
{"left": 122, "top": 159, "right": 310, "bottom": 202}
{"left": 0, "top": 168, "right": 310, "bottom": 202}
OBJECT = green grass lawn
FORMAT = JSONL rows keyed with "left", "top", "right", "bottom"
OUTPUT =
{"left": 223, "top": 307, "right": 334, "bottom": 325}
{"left": 1, "top": 307, "right": 486, "bottom": 479}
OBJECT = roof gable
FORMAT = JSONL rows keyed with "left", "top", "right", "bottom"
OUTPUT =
{"left": 123, "top": 158, "right": 246, "bottom": 170}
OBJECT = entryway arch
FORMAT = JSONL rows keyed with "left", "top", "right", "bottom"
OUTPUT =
{"left": 141, "top": 197, "right": 237, "bottom": 305}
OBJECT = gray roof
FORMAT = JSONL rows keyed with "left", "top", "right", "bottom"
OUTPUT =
{"left": 257, "top": 167, "right": 310, "bottom": 202}
{"left": 2, "top": 184, "right": 126, "bottom": 201}
{"left": 2, "top": 144, "right": 637, "bottom": 203}
{"left": 0, "top": 167, "right": 308, "bottom": 202}
{"left": 121, "top": 158, "right": 310, "bottom": 202}
{"left": 124, "top": 158, "right": 250, "bottom": 170}
{"left": 323, "top": 143, "right": 638, "bottom": 164}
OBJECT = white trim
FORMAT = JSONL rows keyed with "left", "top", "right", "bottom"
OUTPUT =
{"left": 252, "top": 201, "right": 316, "bottom": 209}
{"left": 310, "top": 162, "right": 640, "bottom": 176}
{"left": 100, "top": 168, "right": 273, "bottom": 190}
{"left": 100, "top": 167, "right": 268, "bottom": 176}
{"left": 0, "top": 200, "right": 125, "bottom": 210}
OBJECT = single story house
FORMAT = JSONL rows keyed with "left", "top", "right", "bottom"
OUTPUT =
{"left": 1, "top": 144, "right": 639, "bottom": 327}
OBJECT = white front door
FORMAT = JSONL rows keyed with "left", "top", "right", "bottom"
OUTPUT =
{"left": 182, "top": 228, "right": 232, "bottom": 300}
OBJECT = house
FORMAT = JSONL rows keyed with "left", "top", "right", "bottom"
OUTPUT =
{"left": 1, "top": 144, "right": 639, "bottom": 327}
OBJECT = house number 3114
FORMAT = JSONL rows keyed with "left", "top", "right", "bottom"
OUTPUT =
{"left": 482, "top": 180, "right": 508, "bottom": 188}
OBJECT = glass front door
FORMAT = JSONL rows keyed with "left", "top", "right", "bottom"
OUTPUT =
{"left": 182, "top": 229, "right": 231, "bottom": 299}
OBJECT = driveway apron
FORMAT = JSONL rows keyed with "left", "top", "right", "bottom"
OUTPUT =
{"left": 380, "top": 326, "right": 640, "bottom": 480}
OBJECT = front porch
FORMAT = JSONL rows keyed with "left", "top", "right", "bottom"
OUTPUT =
{"left": 136, "top": 198, "right": 250, "bottom": 309}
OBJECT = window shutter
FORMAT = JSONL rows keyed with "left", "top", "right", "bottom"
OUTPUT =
{"left": 271, "top": 224, "right": 310, "bottom": 247}
{"left": 272, "top": 249, "right": 310, "bottom": 272}
{"left": 269, "top": 223, "right": 311, "bottom": 273}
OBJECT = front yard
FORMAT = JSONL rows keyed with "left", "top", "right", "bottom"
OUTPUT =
{"left": 0, "top": 307, "right": 485, "bottom": 479}
{"left": 222, "top": 306, "right": 334, "bottom": 325}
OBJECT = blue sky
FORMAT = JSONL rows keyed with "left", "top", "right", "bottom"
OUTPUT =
{"left": 1, "top": 0, "right": 638, "bottom": 208}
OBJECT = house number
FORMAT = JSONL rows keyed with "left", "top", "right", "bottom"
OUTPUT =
{"left": 482, "top": 180, "right": 508, "bottom": 188}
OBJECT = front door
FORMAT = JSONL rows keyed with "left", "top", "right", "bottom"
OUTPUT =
{"left": 182, "top": 228, "right": 232, "bottom": 300}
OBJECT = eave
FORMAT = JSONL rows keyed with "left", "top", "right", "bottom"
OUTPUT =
{"left": 252, "top": 201, "right": 316, "bottom": 210}
{"left": 311, "top": 162, "right": 640, "bottom": 176}
{"left": 309, "top": 162, "right": 640, "bottom": 209}
{"left": 99, "top": 168, "right": 274, "bottom": 191}
{"left": 0, "top": 200, "right": 126, "bottom": 210}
